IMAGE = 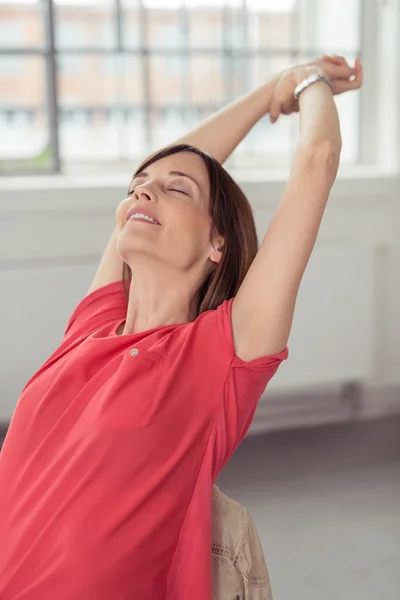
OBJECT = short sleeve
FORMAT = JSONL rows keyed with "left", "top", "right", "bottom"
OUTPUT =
{"left": 213, "top": 299, "right": 288, "bottom": 466}
{"left": 19, "top": 282, "right": 128, "bottom": 396}
{"left": 63, "top": 280, "right": 128, "bottom": 342}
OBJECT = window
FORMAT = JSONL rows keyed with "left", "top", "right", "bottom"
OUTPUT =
{"left": 0, "top": 0, "right": 397, "bottom": 174}
{"left": 0, "top": 19, "right": 25, "bottom": 46}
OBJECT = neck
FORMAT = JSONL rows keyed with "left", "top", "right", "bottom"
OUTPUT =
{"left": 121, "top": 262, "right": 202, "bottom": 335}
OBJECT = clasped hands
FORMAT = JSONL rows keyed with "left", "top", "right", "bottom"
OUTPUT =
{"left": 268, "top": 55, "right": 363, "bottom": 124}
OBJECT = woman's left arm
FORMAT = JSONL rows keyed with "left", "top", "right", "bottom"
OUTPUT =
{"left": 173, "top": 79, "right": 276, "bottom": 164}
{"left": 231, "top": 62, "right": 363, "bottom": 362}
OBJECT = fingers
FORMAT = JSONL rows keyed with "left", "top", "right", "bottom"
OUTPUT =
{"left": 318, "top": 57, "right": 354, "bottom": 80}
{"left": 332, "top": 57, "right": 363, "bottom": 93}
{"left": 321, "top": 54, "right": 346, "bottom": 66}
{"left": 354, "top": 57, "right": 363, "bottom": 87}
{"left": 269, "top": 76, "right": 289, "bottom": 123}
{"left": 269, "top": 98, "right": 281, "bottom": 124}
{"left": 317, "top": 55, "right": 363, "bottom": 94}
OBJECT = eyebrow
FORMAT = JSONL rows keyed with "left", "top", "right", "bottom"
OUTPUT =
{"left": 132, "top": 170, "right": 202, "bottom": 191}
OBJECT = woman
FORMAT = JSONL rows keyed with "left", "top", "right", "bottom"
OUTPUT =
{"left": 0, "top": 56, "right": 362, "bottom": 599}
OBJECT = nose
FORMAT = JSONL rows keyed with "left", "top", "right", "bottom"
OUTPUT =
{"left": 134, "top": 183, "right": 156, "bottom": 203}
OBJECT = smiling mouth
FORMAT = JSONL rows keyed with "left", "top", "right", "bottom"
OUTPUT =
{"left": 128, "top": 213, "right": 160, "bottom": 225}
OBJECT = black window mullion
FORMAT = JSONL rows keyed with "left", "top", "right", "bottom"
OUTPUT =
{"left": 139, "top": 0, "right": 151, "bottom": 155}
{"left": 181, "top": 1, "right": 191, "bottom": 127}
{"left": 44, "top": 0, "right": 60, "bottom": 173}
{"left": 222, "top": 3, "right": 233, "bottom": 106}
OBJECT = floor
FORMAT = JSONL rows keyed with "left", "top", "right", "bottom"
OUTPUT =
{"left": 217, "top": 417, "right": 400, "bottom": 600}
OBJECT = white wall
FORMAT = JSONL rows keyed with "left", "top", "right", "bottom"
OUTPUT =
{"left": 1, "top": 171, "right": 399, "bottom": 430}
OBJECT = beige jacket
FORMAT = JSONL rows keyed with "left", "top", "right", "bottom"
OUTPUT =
{"left": 211, "top": 486, "right": 273, "bottom": 600}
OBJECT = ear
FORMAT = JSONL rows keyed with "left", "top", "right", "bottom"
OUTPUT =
{"left": 209, "top": 233, "right": 225, "bottom": 265}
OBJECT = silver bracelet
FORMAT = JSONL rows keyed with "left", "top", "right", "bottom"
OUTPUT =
{"left": 294, "top": 73, "right": 333, "bottom": 100}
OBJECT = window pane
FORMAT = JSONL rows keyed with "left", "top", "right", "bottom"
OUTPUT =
{"left": 247, "top": 8, "right": 295, "bottom": 51}
{"left": 149, "top": 105, "right": 221, "bottom": 156}
{"left": 122, "top": 107, "right": 147, "bottom": 161}
{"left": 58, "top": 54, "right": 119, "bottom": 160}
{"left": 188, "top": 8, "right": 223, "bottom": 49}
{"left": 58, "top": 53, "right": 146, "bottom": 161}
{"left": 313, "top": 0, "right": 361, "bottom": 53}
{"left": 121, "top": 0, "right": 141, "bottom": 49}
{"left": 120, "top": 55, "right": 146, "bottom": 160}
{"left": 189, "top": 54, "right": 223, "bottom": 106}
{"left": 148, "top": 55, "right": 186, "bottom": 107}
{"left": 231, "top": 54, "right": 297, "bottom": 169}
{"left": 55, "top": 0, "right": 116, "bottom": 49}
{"left": 150, "top": 107, "right": 186, "bottom": 150}
{"left": 0, "top": 0, "right": 45, "bottom": 48}
{"left": 146, "top": 8, "right": 184, "bottom": 49}
{"left": 54, "top": 0, "right": 364, "bottom": 172}
{"left": 226, "top": 5, "right": 246, "bottom": 50}
{"left": 0, "top": 56, "right": 52, "bottom": 173}
{"left": 230, "top": 49, "right": 360, "bottom": 168}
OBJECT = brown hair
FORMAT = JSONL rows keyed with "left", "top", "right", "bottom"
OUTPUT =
{"left": 123, "top": 143, "right": 258, "bottom": 315}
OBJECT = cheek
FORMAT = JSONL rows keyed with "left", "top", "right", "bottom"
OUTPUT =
{"left": 115, "top": 197, "right": 130, "bottom": 229}
{"left": 174, "top": 208, "right": 212, "bottom": 250}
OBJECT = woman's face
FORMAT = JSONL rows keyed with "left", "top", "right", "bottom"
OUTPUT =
{"left": 116, "top": 151, "right": 223, "bottom": 275}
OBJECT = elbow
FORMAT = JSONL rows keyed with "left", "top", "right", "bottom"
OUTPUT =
{"left": 297, "top": 140, "right": 342, "bottom": 175}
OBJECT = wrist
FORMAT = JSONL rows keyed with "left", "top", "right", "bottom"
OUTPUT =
{"left": 295, "top": 73, "right": 333, "bottom": 101}
{"left": 252, "top": 76, "right": 279, "bottom": 118}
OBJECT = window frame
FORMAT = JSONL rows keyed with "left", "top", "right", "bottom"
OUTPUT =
{"left": 0, "top": 0, "right": 398, "bottom": 175}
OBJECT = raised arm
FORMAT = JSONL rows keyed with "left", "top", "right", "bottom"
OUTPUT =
{"left": 87, "top": 78, "right": 277, "bottom": 294}
{"left": 231, "top": 61, "right": 363, "bottom": 361}
{"left": 174, "top": 79, "right": 276, "bottom": 164}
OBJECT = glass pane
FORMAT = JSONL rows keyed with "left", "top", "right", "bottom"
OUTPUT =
{"left": 312, "top": 0, "right": 361, "bottom": 54}
{"left": 149, "top": 105, "right": 222, "bottom": 153}
{"left": 226, "top": 5, "right": 246, "bottom": 51}
{"left": 58, "top": 54, "right": 119, "bottom": 160}
{"left": 55, "top": 0, "right": 116, "bottom": 49}
{"left": 146, "top": 8, "right": 184, "bottom": 49}
{"left": 121, "top": 55, "right": 144, "bottom": 106}
{"left": 246, "top": 54, "right": 293, "bottom": 92}
{"left": 231, "top": 50, "right": 359, "bottom": 168}
{"left": 232, "top": 55, "right": 296, "bottom": 169}
{"left": 188, "top": 8, "right": 223, "bottom": 49}
{"left": 0, "top": 0, "right": 45, "bottom": 48}
{"left": 120, "top": 55, "right": 147, "bottom": 160}
{"left": 121, "top": 0, "right": 141, "bottom": 49}
{"left": 123, "top": 107, "right": 147, "bottom": 161}
{"left": 150, "top": 107, "right": 186, "bottom": 151}
{"left": 148, "top": 55, "right": 186, "bottom": 107}
{"left": 231, "top": 114, "right": 296, "bottom": 169}
{"left": 0, "top": 56, "right": 52, "bottom": 173}
{"left": 247, "top": 9, "right": 295, "bottom": 51}
{"left": 58, "top": 54, "right": 146, "bottom": 162}
{"left": 190, "top": 54, "right": 223, "bottom": 107}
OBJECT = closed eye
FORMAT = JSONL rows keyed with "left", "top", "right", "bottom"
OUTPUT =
{"left": 168, "top": 188, "right": 190, "bottom": 197}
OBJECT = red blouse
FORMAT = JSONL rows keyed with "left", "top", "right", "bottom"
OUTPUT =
{"left": 0, "top": 281, "right": 287, "bottom": 599}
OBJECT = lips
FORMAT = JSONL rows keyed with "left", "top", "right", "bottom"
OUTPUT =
{"left": 126, "top": 207, "right": 161, "bottom": 225}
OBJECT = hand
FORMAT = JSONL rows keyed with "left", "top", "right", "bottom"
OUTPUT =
{"left": 269, "top": 56, "right": 363, "bottom": 124}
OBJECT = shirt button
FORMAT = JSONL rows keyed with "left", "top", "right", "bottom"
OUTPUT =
{"left": 130, "top": 348, "right": 139, "bottom": 357}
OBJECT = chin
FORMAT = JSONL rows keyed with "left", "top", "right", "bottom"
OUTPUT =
{"left": 117, "top": 232, "right": 162, "bottom": 266}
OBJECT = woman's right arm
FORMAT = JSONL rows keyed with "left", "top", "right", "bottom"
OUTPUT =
{"left": 88, "top": 228, "right": 122, "bottom": 295}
